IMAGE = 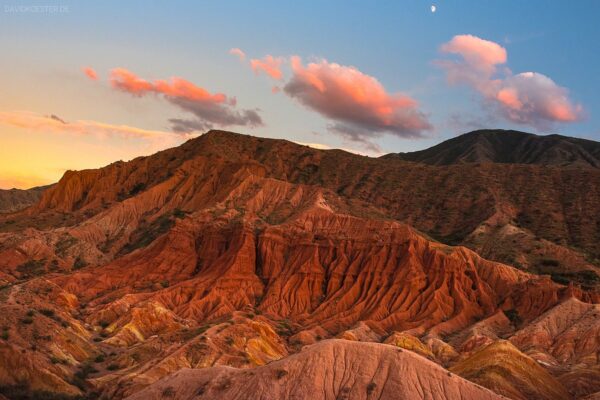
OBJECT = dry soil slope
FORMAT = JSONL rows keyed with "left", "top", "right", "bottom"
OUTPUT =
{"left": 126, "top": 340, "right": 507, "bottom": 400}
{"left": 0, "top": 186, "right": 49, "bottom": 213}
{"left": 450, "top": 340, "right": 571, "bottom": 400}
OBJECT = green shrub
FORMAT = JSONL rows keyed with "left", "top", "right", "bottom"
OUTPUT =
{"left": 275, "top": 369, "right": 288, "bottom": 379}
{"left": 49, "top": 356, "right": 63, "bottom": 364}
{"left": 73, "top": 257, "right": 87, "bottom": 270}
{"left": 540, "top": 258, "right": 560, "bottom": 267}
{"left": 39, "top": 309, "right": 55, "bottom": 318}
{"left": 504, "top": 309, "right": 522, "bottom": 326}
{"left": 0, "top": 383, "right": 84, "bottom": 400}
{"left": 16, "top": 259, "right": 46, "bottom": 277}
{"left": 55, "top": 235, "right": 78, "bottom": 257}
{"left": 550, "top": 273, "right": 570, "bottom": 285}
{"left": 120, "top": 214, "right": 175, "bottom": 254}
{"left": 49, "top": 259, "right": 59, "bottom": 271}
{"left": 367, "top": 382, "right": 377, "bottom": 394}
{"left": 548, "top": 270, "right": 599, "bottom": 287}
{"left": 71, "top": 362, "right": 97, "bottom": 390}
{"left": 180, "top": 325, "right": 210, "bottom": 340}
{"left": 162, "top": 387, "right": 176, "bottom": 397}
{"left": 173, "top": 208, "right": 186, "bottom": 219}
{"left": 129, "top": 182, "right": 146, "bottom": 196}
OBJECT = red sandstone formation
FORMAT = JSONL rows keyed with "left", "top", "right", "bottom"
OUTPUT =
{"left": 0, "top": 130, "right": 598, "bottom": 399}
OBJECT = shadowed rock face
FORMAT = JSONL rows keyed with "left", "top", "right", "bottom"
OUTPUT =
{"left": 384, "top": 129, "right": 600, "bottom": 168}
{"left": 0, "top": 130, "right": 598, "bottom": 400}
{"left": 126, "top": 340, "right": 507, "bottom": 400}
{"left": 0, "top": 185, "right": 49, "bottom": 213}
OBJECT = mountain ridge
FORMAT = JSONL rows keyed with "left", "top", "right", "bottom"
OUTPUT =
{"left": 0, "top": 185, "right": 50, "bottom": 213}
{"left": 0, "top": 129, "right": 599, "bottom": 400}
{"left": 5, "top": 130, "right": 598, "bottom": 286}
{"left": 383, "top": 129, "right": 600, "bottom": 167}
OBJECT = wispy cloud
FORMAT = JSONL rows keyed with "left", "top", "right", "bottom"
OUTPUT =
{"left": 441, "top": 34, "right": 507, "bottom": 78}
{"left": 108, "top": 68, "right": 263, "bottom": 132}
{"left": 250, "top": 55, "right": 284, "bottom": 80}
{"left": 49, "top": 114, "right": 67, "bottom": 124}
{"left": 0, "top": 111, "right": 198, "bottom": 189}
{"left": 438, "top": 34, "right": 583, "bottom": 129}
{"left": 82, "top": 66, "right": 98, "bottom": 80}
{"left": 0, "top": 110, "right": 188, "bottom": 141}
{"left": 229, "top": 48, "right": 246, "bottom": 62}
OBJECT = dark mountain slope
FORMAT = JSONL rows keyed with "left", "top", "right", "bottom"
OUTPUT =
{"left": 384, "top": 129, "right": 600, "bottom": 167}
{"left": 0, "top": 185, "right": 50, "bottom": 213}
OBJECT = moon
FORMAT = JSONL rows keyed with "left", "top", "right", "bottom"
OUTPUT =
{"left": 431, "top": 5, "right": 436, "bottom": 13}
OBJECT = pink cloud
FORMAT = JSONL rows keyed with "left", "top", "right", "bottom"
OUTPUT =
{"left": 250, "top": 55, "right": 284, "bottom": 80}
{"left": 283, "top": 56, "right": 431, "bottom": 146}
{"left": 110, "top": 68, "right": 229, "bottom": 104}
{"left": 108, "top": 68, "right": 262, "bottom": 132}
{"left": 109, "top": 68, "right": 154, "bottom": 94}
{"left": 438, "top": 34, "right": 582, "bottom": 128}
{"left": 229, "top": 48, "right": 246, "bottom": 61}
{"left": 440, "top": 34, "right": 506, "bottom": 75}
{"left": 153, "top": 78, "right": 228, "bottom": 104}
{"left": 496, "top": 87, "right": 522, "bottom": 110}
{"left": 82, "top": 67, "right": 98, "bottom": 80}
{"left": 496, "top": 72, "right": 581, "bottom": 124}
{"left": 0, "top": 110, "right": 185, "bottom": 141}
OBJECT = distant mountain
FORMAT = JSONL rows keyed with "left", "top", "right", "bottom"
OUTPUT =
{"left": 0, "top": 185, "right": 50, "bottom": 213}
{"left": 383, "top": 129, "right": 600, "bottom": 167}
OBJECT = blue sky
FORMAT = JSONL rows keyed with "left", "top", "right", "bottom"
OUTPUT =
{"left": 1, "top": 0, "right": 599, "bottom": 188}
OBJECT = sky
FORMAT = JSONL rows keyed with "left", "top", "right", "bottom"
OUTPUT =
{"left": 1, "top": 0, "right": 599, "bottom": 189}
